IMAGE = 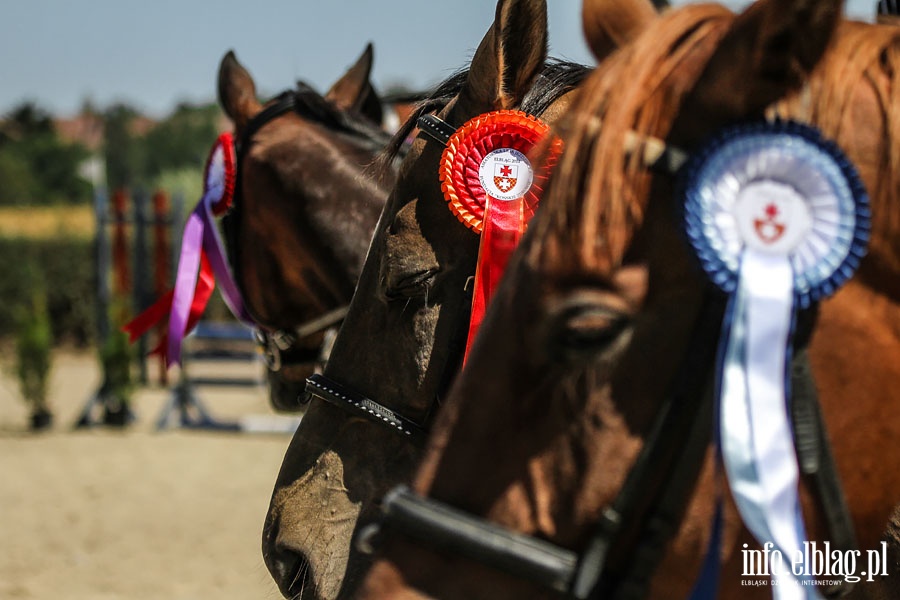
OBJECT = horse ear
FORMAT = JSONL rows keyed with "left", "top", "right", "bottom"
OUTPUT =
{"left": 462, "top": 0, "right": 548, "bottom": 112}
{"left": 325, "top": 43, "right": 384, "bottom": 124}
{"left": 217, "top": 50, "right": 263, "bottom": 131}
{"left": 687, "top": 0, "right": 843, "bottom": 125}
{"left": 581, "top": 0, "right": 658, "bottom": 61}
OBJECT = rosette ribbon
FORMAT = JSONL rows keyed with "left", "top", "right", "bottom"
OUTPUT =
{"left": 123, "top": 132, "right": 253, "bottom": 366}
{"left": 682, "top": 121, "right": 870, "bottom": 599}
{"left": 438, "top": 110, "right": 561, "bottom": 360}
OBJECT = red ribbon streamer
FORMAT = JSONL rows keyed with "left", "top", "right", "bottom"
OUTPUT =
{"left": 438, "top": 111, "right": 561, "bottom": 362}
{"left": 465, "top": 195, "right": 524, "bottom": 360}
{"left": 122, "top": 251, "right": 216, "bottom": 363}
{"left": 121, "top": 132, "right": 236, "bottom": 364}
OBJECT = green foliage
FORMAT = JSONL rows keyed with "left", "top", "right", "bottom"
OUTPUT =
{"left": 0, "top": 237, "right": 95, "bottom": 344}
{"left": 0, "top": 100, "right": 223, "bottom": 207}
{"left": 102, "top": 103, "right": 145, "bottom": 191}
{"left": 15, "top": 286, "right": 53, "bottom": 409}
{"left": 143, "top": 103, "right": 219, "bottom": 180}
{"left": 0, "top": 101, "right": 92, "bottom": 206}
{"left": 151, "top": 167, "right": 203, "bottom": 206}
{"left": 100, "top": 324, "right": 133, "bottom": 407}
{"left": 103, "top": 101, "right": 221, "bottom": 191}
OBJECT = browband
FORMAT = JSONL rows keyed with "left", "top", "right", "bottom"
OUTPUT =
{"left": 417, "top": 114, "right": 457, "bottom": 146}
{"left": 418, "top": 113, "right": 688, "bottom": 176}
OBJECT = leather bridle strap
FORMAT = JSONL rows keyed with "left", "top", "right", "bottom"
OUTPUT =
{"left": 304, "top": 373, "right": 428, "bottom": 442}
{"left": 231, "top": 92, "right": 350, "bottom": 374}
{"left": 417, "top": 114, "right": 457, "bottom": 146}
{"left": 370, "top": 128, "right": 858, "bottom": 596}
{"left": 374, "top": 293, "right": 724, "bottom": 600}
{"left": 296, "top": 116, "right": 461, "bottom": 439}
{"left": 292, "top": 305, "right": 349, "bottom": 339}
{"left": 382, "top": 485, "right": 578, "bottom": 594}
{"left": 569, "top": 293, "right": 725, "bottom": 599}
{"left": 256, "top": 306, "right": 349, "bottom": 372}
{"left": 374, "top": 315, "right": 857, "bottom": 600}
{"left": 235, "top": 90, "right": 298, "bottom": 159}
{"left": 792, "top": 349, "right": 858, "bottom": 598}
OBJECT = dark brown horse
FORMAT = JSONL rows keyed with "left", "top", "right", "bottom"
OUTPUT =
{"left": 261, "top": 1, "right": 591, "bottom": 598}
{"left": 357, "top": 0, "right": 900, "bottom": 598}
{"left": 218, "top": 46, "right": 396, "bottom": 411}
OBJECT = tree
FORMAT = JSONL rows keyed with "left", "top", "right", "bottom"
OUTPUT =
{"left": 143, "top": 102, "right": 219, "bottom": 180}
{"left": 0, "top": 101, "right": 92, "bottom": 205}
{"left": 102, "top": 103, "right": 145, "bottom": 191}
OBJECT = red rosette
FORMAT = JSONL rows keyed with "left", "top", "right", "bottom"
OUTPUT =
{"left": 436, "top": 110, "right": 561, "bottom": 362}
{"left": 438, "top": 110, "right": 560, "bottom": 234}
{"left": 207, "top": 132, "right": 237, "bottom": 217}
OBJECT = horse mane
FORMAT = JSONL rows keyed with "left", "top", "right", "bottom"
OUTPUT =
{"left": 529, "top": 4, "right": 735, "bottom": 275}
{"left": 375, "top": 59, "right": 592, "bottom": 172}
{"left": 771, "top": 21, "right": 900, "bottom": 280}
{"left": 284, "top": 81, "right": 395, "bottom": 154}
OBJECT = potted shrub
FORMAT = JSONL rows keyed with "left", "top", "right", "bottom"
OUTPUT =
{"left": 16, "top": 289, "right": 53, "bottom": 431}
{"left": 99, "top": 327, "right": 134, "bottom": 426}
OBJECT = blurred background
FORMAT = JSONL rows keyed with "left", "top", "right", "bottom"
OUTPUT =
{"left": 0, "top": 1, "right": 880, "bottom": 599}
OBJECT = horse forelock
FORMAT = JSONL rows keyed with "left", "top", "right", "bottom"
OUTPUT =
{"left": 284, "top": 81, "right": 394, "bottom": 155}
{"left": 772, "top": 21, "right": 900, "bottom": 283}
{"left": 527, "top": 5, "right": 736, "bottom": 276}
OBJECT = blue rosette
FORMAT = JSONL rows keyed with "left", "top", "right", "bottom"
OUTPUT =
{"left": 678, "top": 121, "right": 870, "bottom": 600}
{"left": 681, "top": 120, "right": 870, "bottom": 308}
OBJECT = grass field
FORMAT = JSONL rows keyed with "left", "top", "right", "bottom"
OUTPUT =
{"left": 0, "top": 205, "right": 95, "bottom": 239}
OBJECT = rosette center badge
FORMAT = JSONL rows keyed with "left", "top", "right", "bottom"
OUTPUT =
{"left": 478, "top": 148, "right": 534, "bottom": 201}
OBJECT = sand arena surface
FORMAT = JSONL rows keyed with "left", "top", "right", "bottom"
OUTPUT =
{"left": 0, "top": 349, "right": 293, "bottom": 600}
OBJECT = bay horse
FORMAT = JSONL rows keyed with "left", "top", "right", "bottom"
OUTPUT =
{"left": 261, "top": 1, "right": 591, "bottom": 597}
{"left": 217, "top": 45, "right": 396, "bottom": 411}
{"left": 356, "top": 0, "right": 900, "bottom": 598}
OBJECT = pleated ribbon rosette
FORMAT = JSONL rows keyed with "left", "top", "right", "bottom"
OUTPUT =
{"left": 123, "top": 132, "right": 253, "bottom": 366}
{"left": 438, "top": 110, "right": 561, "bottom": 360}
{"left": 681, "top": 121, "right": 870, "bottom": 599}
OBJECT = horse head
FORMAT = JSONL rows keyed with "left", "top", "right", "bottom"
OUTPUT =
{"left": 217, "top": 47, "right": 392, "bottom": 412}
{"left": 261, "top": 1, "right": 591, "bottom": 598}
{"left": 355, "top": 1, "right": 900, "bottom": 599}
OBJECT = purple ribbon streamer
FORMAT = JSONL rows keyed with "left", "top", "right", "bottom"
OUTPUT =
{"left": 166, "top": 194, "right": 253, "bottom": 366}
{"left": 199, "top": 202, "right": 253, "bottom": 325}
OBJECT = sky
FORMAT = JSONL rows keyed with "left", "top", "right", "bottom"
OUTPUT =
{"left": 0, "top": 0, "right": 879, "bottom": 119}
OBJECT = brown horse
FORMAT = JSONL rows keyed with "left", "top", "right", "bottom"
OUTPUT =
{"left": 357, "top": 0, "right": 900, "bottom": 598}
{"left": 261, "top": 1, "right": 591, "bottom": 598}
{"left": 218, "top": 46, "right": 396, "bottom": 411}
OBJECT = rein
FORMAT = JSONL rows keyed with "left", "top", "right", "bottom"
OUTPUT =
{"left": 354, "top": 124, "right": 859, "bottom": 599}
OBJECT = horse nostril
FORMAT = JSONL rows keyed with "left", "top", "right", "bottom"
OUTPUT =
{"left": 269, "top": 546, "right": 314, "bottom": 598}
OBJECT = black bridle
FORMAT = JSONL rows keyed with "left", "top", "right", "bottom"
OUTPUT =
{"left": 304, "top": 59, "right": 592, "bottom": 436}
{"left": 334, "top": 117, "right": 859, "bottom": 599}
{"left": 225, "top": 85, "right": 395, "bottom": 376}
{"left": 303, "top": 113, "right": 689, "bottom": 441}
{"left": 301, "top": 113, "right": 477, "bottom": 437}
{"left": 301, "top": 112, "right": 502, "bottom": 438}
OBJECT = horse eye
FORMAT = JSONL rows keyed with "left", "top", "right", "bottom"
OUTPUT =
{"left": 546, "top": 292, "right": 632, "bottom": 359}
{"left": 383, "top": 267, "right": 439, "bottom": 301}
